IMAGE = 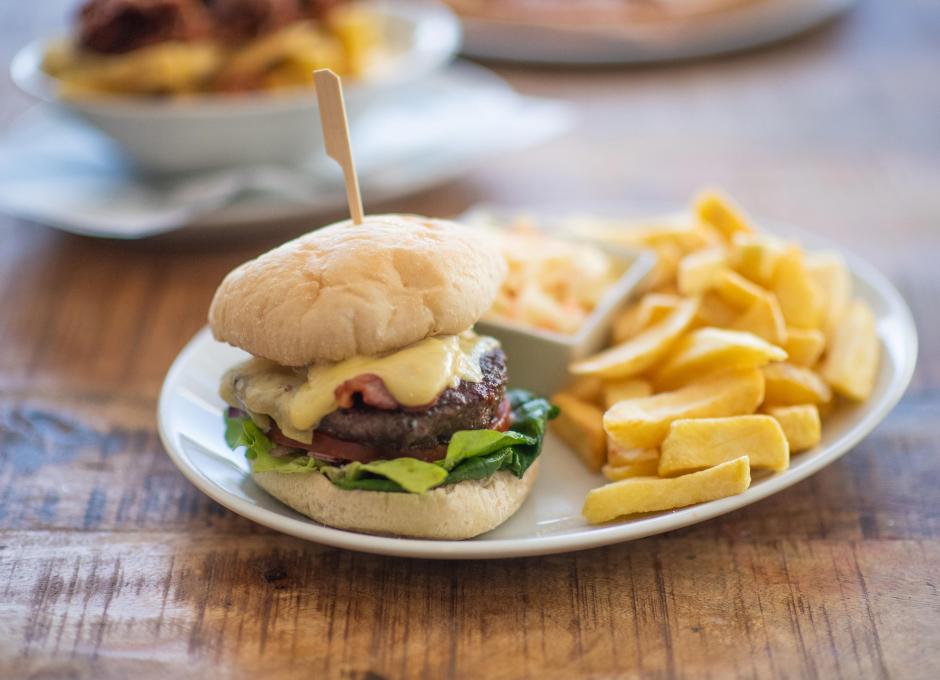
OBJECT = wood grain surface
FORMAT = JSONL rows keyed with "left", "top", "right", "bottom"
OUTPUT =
{"left": 1, "top": 1, "right": 938, "bottom": 678}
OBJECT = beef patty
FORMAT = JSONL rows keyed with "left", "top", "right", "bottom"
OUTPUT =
{"left": 315, "top": 348, "right": 507, "bottom": 451}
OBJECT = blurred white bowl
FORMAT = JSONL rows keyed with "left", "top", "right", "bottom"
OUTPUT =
{"left": 10, "top": 1, "right": 460, "bottom": 174}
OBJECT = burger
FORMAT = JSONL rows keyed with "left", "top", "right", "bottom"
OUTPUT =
{"left": 209, "top": 214, "right": 557, "bottom": 539}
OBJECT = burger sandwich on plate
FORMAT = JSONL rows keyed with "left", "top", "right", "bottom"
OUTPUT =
{"left": 210, "top": 214, "right": 556, "bottom": 540}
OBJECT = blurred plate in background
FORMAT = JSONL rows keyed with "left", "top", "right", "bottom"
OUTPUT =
{"left": 455, "top": 0, "right": 858, "bottom": 64}
{"left": 0, "top": 63, "right": 570, "bottom": 239}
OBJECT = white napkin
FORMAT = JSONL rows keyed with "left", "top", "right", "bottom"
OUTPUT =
{"left": 0, "top": 64, "right": 571, "bottom": 238}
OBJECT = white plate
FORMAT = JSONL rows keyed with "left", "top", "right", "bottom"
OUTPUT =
{"left": 0, "top": 64, "right": 570, "bottom": 238}
{"left": 157, "top": 220, "right": 916, "bottom": 559}
{"left": 459, "top": 0, "right": 857, "bottom": 65}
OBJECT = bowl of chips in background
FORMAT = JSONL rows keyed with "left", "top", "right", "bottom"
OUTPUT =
{"left": 10, "top": 1, "right": 461, "bottom": 173}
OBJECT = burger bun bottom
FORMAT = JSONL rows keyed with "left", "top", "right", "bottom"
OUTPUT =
{"left": 252, "top": 460, "right": 540, "bottom": 540}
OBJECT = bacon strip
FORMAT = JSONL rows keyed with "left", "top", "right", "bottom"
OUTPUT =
{"left": 334, "top": 373, "right": 450, "bottom": 412}
{"left": 334, "top": 374, "right": 400, "bottom": 410}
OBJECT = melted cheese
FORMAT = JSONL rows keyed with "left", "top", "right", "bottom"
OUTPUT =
{"left": 220, "top": 332, "right": 499, "bottom": 444}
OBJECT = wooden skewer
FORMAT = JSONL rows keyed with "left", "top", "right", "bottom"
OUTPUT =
{"left": 314, "top": 68, "right": 364, "bottom": 225}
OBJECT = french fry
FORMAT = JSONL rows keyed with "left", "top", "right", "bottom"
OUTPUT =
{"left": 696, "top": 291, "right": 740, "bottom": 328}
{"left": 713, "top": 270, "right": 769, "bottom": 310}
{"left": 559, "top": 189, "right": 883, "bottom": 528}
{"left": 659, "top": 416, "right": 789, "bottom": 475}
{"left": 603, "top": 443, "right": 659, "bottom": 479}
{"left": 602, "top": 462, "right": 660, "bottom": 480}
{"left": 50, "top": 41, "right": 224, "bottom": 96}
{"left": 590, "top": 217, "right": 721, "bottom": 255}
{"left": 570, "top": 298, "right": 698, "bottom": 379}
{"left": 550, "top": 393, "right": 607, "bottom": 472}
{"left": 806, "top": 251, "right": 853, "bottom": 342}
{"left": 783, "top": 327, "right": 826, "bottom": 367}
{"left": 329, "top": 4, "right": 382, "bottom": 76}
{"left": 771, "top": 247, "right": 825, "bottom": 329}
{"left": 765, "top": 405, "right": 821, "bottom": 453}
{"left": 694, "top": 223, "right": 727, "bottom": 251}
{"left": 653, "top": 327, "right": 787, "bottom": 390}
{"left": 602, "top": 379, "right": 652, "bottom": 409}
{"left": 713, "top": 270, "right": 788, "bottom": 345}
{"left": 731, "top": 232, "right": 787, "bottom": 287}
{"left": 578, "top": 217, "right": 698, "bottom": 290}
{"left": 821, "top": 299, "right": 880, "bottom": 400}
{"left": 695, "top": 190, "right": 753, "bottom": 240}
{"left": 582, "top": 457, "right": 751, "bottom": 524}
{"left": 612, "top": 293, "right": 681, "bottom": 343}
{"left": 729, "top": 295, "right": 788, "bottom": 346}
{"left": 646, "top": 242, "right": 683, "bottom": 291}
{"left": 563, "top": 375, "right": 605, "bottom": 406}
{"left": 604, "top": 369, "right": 765, "bottom": 450}
{"left": 762, "top": 362, "right": 832, "bottom": 406}
{"left": 677, "top": 247, "right": 728, "bottom": 296}
{"left": 607, "top": 442, "right": 660, "bottom": 467}
{"left": 656, "top": 284, "right": 681, "bottom": 296}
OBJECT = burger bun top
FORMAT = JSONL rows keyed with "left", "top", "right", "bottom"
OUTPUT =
{"left": 208, "top": 214, "right": 506, "bottom": 366}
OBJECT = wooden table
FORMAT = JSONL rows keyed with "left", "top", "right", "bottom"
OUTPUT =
{"left": 2, "top": 2, "right": 938, "bottom": 678}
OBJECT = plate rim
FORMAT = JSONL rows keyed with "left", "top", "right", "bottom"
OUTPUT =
{"left": 157, "top": 220, "right": 917, "bottom": 559}
{"left": 457, "top": 0, "right": 859, "bottom": 65}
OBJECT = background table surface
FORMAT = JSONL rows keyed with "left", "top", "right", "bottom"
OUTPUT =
{"left": 1, "top": 1, "right": 938, "bottom": 678}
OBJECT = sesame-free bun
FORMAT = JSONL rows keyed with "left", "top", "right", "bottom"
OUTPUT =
{"left": 208, "top": 214, "right": 506, "bottom": 366}
{"left": 252, "top": 461, "right": 539, "bottom": 540}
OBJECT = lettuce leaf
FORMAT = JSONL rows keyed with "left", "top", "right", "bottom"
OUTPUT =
{"left": 252, "top": 450, "right": 322, "bottom": 474}
{"left": 225, "top": 411, "right": 321, "bottom": 473}
{"left": 225, "top": 412, "right": 272, "bottom": 460}
{"left": 329, "top": 476, "right": 404, "bottom": 492}
{"left": 500, "top": 389, "right": 559, "bottom": 478}
{"left": 440, "top": 429, "right": 534, "bottom": 471}
{"left": 443, "top": 449, "right": 514, "bottom": 485}
{"left": 223, "top": 389, "right": 558, "bottom": 493}
{"left": 341, "top": 458, "right": 447, "bottom": 494}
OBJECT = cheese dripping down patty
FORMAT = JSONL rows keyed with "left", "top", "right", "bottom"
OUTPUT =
{"left": 219, "top": 332, "right": 500, "bottom": 444}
